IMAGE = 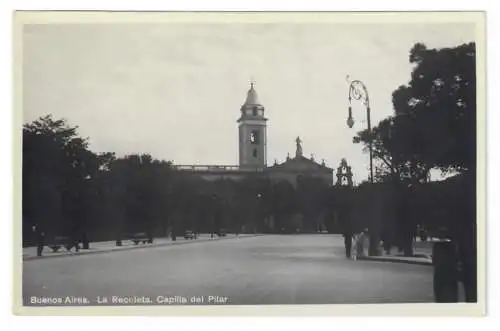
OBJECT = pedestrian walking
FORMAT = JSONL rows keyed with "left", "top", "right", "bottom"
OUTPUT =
{"left": 36, "top": 230, "right": 45, "bottom": 257}
{"left": 340, "top": 219, "right": 354, "bottom": 259}
{"left": 343, "top": 231, "right": 353, "bottom": 258}
{"left": 356, "top": 229, "right": 368, "bottom": 258}
{"left": 351, "top": 233, "right": 358, "bottom": 260}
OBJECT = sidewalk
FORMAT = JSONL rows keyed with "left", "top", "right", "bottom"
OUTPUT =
{"left": 356, "top": 239, "right": 434, "bottom": 266}
{"left": 23, "top": 233, "right": 256, "bottom": 261}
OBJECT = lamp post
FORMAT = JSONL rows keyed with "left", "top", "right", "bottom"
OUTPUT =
{"left": 347, "top": 77, "right": 380, "bottom": 256}
{"left": 347, "top": 76, "right": 373, "bottom": 184}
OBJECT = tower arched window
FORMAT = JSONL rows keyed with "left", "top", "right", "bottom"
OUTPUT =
{"left": 250, "top": 130, "right": 259, "bottom": 144}
{"left": 253, "top": 107, "right": 258, "bottom": 116}
{"left": 253, "top": 148, "right": 257, "bottom": 158}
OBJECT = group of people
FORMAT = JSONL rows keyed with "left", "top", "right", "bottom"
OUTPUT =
{"left": 343, "top": 229, "right": 369, "bottom": 260}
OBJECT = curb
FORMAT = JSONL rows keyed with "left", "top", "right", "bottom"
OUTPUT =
{"left": 356, "top": 255, "right": 433, "bottom": 266}
{"left": 23, "top": 234, "right": 262, "bottom": 262}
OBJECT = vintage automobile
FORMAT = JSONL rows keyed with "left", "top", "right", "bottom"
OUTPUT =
{"left": 127, "top": 232, "right": 152, "bottom": 245}
{"left": 184, "top": 230, "right": 196, "bottom": 240}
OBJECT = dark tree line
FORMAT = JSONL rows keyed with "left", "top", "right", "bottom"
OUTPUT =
{"left": 22, "top": 115, "right": 345, "bottom": 247}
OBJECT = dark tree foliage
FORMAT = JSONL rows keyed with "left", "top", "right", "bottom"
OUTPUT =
{"left": 23, "top": 116, "right": 326, "bottom": 245}
{"left": 353, "top": 117, "right": 430, "bottom": 184}
{"left": 354, "top": 42, "right": 476, "bottom": 181}
{"left": 394, "top": 42, "right": 476, "bottom": 173}
{"left": 350, "top": 42, "right": 476, "bottom": 263}
{"left": 270, "top": 181, "right": 298, "bottom": 233}
{"left": 109, "top": 154, "right": 174, "bottom": 241}
{"left": 296, "top": 176, "right": 330, "bottom": 232}
{"left": 23, "top": 115, "right": 111, "bottom": 248}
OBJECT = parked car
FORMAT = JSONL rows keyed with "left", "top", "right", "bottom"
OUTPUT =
{"left": 184, "top": 230, "right": 196, "bottom": 240}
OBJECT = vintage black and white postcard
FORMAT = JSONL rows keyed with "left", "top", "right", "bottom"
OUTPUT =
{"left": 13, "top": 11, "right": 486, "bottom": 316}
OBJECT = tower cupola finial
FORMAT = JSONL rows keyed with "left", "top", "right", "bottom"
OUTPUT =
{"left": 243, "top": 80, "right": 260, "bottom": 106}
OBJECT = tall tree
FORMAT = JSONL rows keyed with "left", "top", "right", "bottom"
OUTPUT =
{"left": 353, "top": 117, "right": 430, "bottom": 184}
{"left": 107, "top": 154, "right": 174, "bottom": 242}
{"left": 23, "top": 115, "right": 101, "bottom": 246}
{"left": 351, "top": 42, "right": 476, "bottom": 259}
{"left": 396, "top": 42, "right": 476, "bottom": 173}
{"left": 353, "top": 42, "right": 476, "bottom": 180}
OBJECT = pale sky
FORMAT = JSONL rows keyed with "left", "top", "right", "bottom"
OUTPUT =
{"left": 22, "top": 19, "right": 476, "bottom": 183}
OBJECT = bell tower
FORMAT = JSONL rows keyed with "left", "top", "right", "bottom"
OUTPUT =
{"left": 238, "top": 82, "right": 268, "bottom": 169}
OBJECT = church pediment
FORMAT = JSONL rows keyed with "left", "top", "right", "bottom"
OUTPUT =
{"left": 266, "top": 156, "right": 332, "bottom": 173}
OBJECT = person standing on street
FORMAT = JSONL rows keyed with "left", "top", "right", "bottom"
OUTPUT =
{"left": 341, "top": 220, "right": 354, "bottom": 259}
{"left": 356, "top": 229, "right": 369, "bottom": 258}
{"left": 36, "top": 229, "right": 45, "bottom": 257}
{"left": 343, "top": 231, "right": 353, "bottom": 258}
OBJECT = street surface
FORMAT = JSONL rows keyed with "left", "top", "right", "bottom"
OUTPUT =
{"left": 23, "top": 234, "right": 434, "bottom": 305}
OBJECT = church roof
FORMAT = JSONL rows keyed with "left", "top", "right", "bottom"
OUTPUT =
{"left": 243, "top": 83, "right": 260, "bottom": 106}
{"left": 266, "top": 155, "right": 333, "bottom": 173}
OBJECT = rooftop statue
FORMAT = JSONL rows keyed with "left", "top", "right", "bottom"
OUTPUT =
{"left": 296, "top": 136, "right": 303, "bottom": 157}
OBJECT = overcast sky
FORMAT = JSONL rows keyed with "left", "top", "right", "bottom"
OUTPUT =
{"left": 22, "top": 19, "right": 476, "bottom": 183}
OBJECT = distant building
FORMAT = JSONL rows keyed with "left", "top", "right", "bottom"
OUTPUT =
{"left": 174, "top": 83, "right": 334, "bottom": 187}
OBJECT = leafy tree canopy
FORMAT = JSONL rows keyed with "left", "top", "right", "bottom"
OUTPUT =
{"left": 354, "top": 42, "right": 476, "bottom": 181}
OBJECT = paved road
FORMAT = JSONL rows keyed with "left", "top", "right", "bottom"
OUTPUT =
{"left": 22, "top": 234, "right": 434, "bottom": 305}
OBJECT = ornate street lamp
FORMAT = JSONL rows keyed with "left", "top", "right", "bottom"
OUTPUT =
{"left": 347, "top": 76, "right": 373, "bottom": 183}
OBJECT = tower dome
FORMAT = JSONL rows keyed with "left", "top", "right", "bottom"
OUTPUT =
{"left": 244, "top": 83, "right": 260, "bottom": 105}
{"left": 238, "top": 82, "right": 266, "bottom": 122}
